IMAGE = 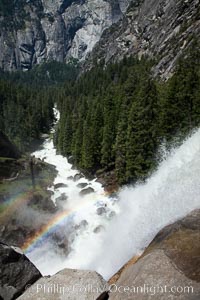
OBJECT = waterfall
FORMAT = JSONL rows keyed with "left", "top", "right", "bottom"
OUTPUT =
{"left": 26, "top": 110, "right": 200, "bottom": 280}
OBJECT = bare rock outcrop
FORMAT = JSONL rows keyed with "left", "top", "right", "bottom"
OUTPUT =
{"left": 107, "top": 209, "right": 200, "bottom": 299}
{"left": 17, "top": 268, "right": 108, "bottom": 300}
{"left": 0, "top": 243, "right": 42, "bottom": 300}
{"left": 0, "top": 0, "right": 131, "bottom": 71}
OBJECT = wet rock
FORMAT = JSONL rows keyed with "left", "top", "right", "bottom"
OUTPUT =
{"left": 52, "top": 233, "right": 69, "bottom": 255}
{"left": 67, "top": 176, "right": 74, "bottom": 181}
{"left": 73, "top": 173, "right": 84, "bottom": 182}
{"left": 54, "top": 183, "right": 68, "bottom": 189}
{"left": 67, "top": 156, "right": 74, "bottom": 164}
{"left": 28, "top": 192, "right": 57, "bottom": 213}
{"left": 18, "top": 269, "right": 108, "bottom": 300}
{"left": 77, "top": 182, "right": 88, "bottom": 189}
{"left": 96, "top": 170, "right": 118, "bottom": 193}
{"left": 109, "top": 192, "right": 119, "bottom": 200}
{"left": 56, "top": 193, "right": 68, "bottom": 202}
{"left": 79, "top": 187, "right": 95, "bottom": 196}
{"left": 109, "top": 209, "right": 200, "bottom": 299}
{"left": 94, "top": 225, "right": 105, "bottom": 234}
{"left": 74, "top": 220, "right": 89, "bottom": 230}
{"left": 55, "top": 193, "right": 68, "bottom": 208}
{"left": 0, "top": 243, "right": 41, "bottom": 300}
{"left": 96, "top": 207, "right": 107, "bottom": 216}
{"left": 108, "top": 211, "right": 116, "bottom": 219}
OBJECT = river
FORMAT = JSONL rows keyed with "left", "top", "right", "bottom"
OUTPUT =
{"left": 25, "top": 109, "right": 200, "bottom": 280}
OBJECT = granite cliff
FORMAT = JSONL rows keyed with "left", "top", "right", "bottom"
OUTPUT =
{"left": 85, "top": 0, "right": 200, "bottom": 79}
{"left": 0, "top": 0, "right": 199, "bottom": 79}
{"left": 0, "top": 0, "right": 131, "bottom": 71}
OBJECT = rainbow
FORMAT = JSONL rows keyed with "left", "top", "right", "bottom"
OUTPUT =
{"left": 22, "top": 193, "right": 105, "bottom": 254}
{"left": 22, "top": 208, "right": 76, "bottom": 253}
{"left": 1, "top": 186, "right": 106, "bottom": 255}
{"left": 0, "top": 190, "right": 33, "bottom": 220}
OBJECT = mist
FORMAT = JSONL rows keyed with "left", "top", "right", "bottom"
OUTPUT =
{"left": 25, "top": 123, "right": 200, "bottom": 280}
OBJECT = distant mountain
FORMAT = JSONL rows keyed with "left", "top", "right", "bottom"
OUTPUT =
{"left": 85, "top": 0, "right": 200, "bottom": 79}
{"left": 0, "top": 0, "right": 199, "bottom": 78}
{"left": 0, "top": 0, "right": 131, "bottom": 71}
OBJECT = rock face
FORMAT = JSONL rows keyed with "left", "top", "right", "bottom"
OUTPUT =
{"left": 18, "top": 268, "right": 108, "bottom": 300}
{"left": 86, "top": 0, "right": 200, "bottom": 79}
{"left": 0, "top": 0, "right": 131, "bottom": 71}
{"left": 108, "top": 209, "right": 200, "bottom": 299}
{"left": 0, "top": 0, "right": 199, "bottom": 77}
{"left": 0, "top": 243, "right": 41, "bottom": 300}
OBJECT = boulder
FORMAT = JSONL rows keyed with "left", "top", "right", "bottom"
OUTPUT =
{"left": 54, "top": 183, "right": 68, "bottom": 189}
{"left": 55, "top": 193, "right": 68, "bottom": 202}
{"left": 96, "top": 207, "right": 107, "bottom": 216}
{"left": 73, "top": 173, "right": 84, "bottom": 182}
{"left": 108, "top": 211, "right": 116, "bottom": 219}
{"left": 55, "top": 193, "right": 68, "bottom": 208}
{"left": 79, "top": 187, "right": 95, "bottom": 196}
{"left": 74, "top": 220, "right": 89, "bottom": 231}
{"left": 108, "top": 209, "right": 200, "bottom": 299}
{"left": 94, "top": 225, "right": 105, "bottom": 234}
{"left": 28, "top": 192, "right": 57, "bottom": 213}
{"left": 52, "top": 233, "right": 69, "bottom": 255}
{"left": 18, "top": 269, "right": 108, "bottom": 300}
{"left": 77, "top": 182, "right": 88, "bottom": 189}
{"left": 67, "top": 156, "right": 74, "bottom": 165}
{"left": 0, "top": 243, "right": 41, "bottom": 300}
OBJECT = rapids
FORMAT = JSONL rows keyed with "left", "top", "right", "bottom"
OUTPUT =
{"left": 26, "top": 109, "right": 200, "bottom": 280}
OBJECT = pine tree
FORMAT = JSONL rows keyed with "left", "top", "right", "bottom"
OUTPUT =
{"left": 126, "top": 78, "right": 159, "bottom": 183}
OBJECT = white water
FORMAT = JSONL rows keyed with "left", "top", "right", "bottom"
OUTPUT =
{"left": 27, "top": 110, "right": 200, "bottom": 280}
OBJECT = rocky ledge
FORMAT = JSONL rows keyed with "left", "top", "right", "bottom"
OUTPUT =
{"left": 1, "top": 209, "right": 200, "bottom": 300}
{"left": 0, "top": 243, "right": 42, "bottom": 300}
{"left": 17, "top": 269, "right": 108, "bottom": 300}
{"left": 107, "top": 209, "right": 200, "bottom": 299}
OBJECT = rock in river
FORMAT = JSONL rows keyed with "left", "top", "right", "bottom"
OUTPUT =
{"left": 54, "top": 183, "right": 68, "bottom": 189}
{"left": 96, "top": 207, "right": 107, "bottom": 216}
{"left": 77, "top": 182, "right": 88, "bottom": 189}
{"left": 79, "top": 187, "right": 95, "bottom": 196}
{"left": 73, "top": 173, "right": 84, "bottom": 182}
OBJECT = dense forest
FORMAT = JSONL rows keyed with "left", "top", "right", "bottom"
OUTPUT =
{"left": 0, "top": 41, "right": 200, "bottom": 185}
{"left": 55, "top": 41, "right": 200, "bottom": 185}
{"left": 0, "top": 61, "right": 78, "bottom": 151}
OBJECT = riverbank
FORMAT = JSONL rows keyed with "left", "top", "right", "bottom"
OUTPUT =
{"left": 0, "top": 153, "right": 57, "bottom": 247}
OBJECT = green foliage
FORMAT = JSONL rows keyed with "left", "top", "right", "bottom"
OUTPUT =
{"left": 1, "top": 61, "right": 79, "bottom": 87}
{"left": 0, "top": 79, "right": 54, "bottom": 151}
{"left": 1, "top": 40, "right": 200, "bottom": 187}
{"left": 55, "top": 42, "right": 200, "bottom": 185}
{"left": 0, "top": 60, "right": 79, "bottom": 151}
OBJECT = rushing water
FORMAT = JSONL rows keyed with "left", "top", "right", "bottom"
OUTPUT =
{"left": 26, "top": 110, "right": 200, "bottom": 280}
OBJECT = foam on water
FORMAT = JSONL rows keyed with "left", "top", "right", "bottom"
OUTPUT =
{"left": 26, "top": 110, "right": 200, "bottom": 280}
